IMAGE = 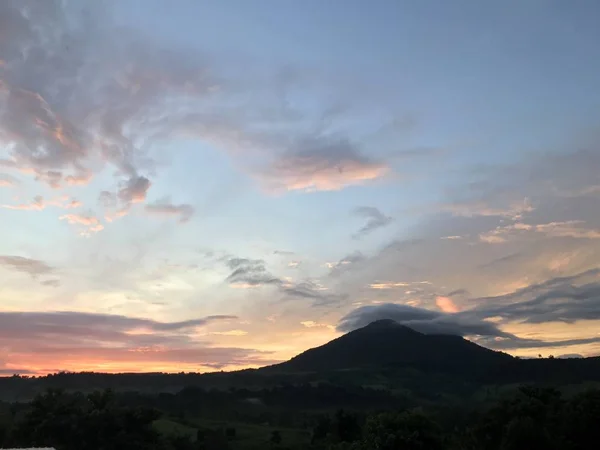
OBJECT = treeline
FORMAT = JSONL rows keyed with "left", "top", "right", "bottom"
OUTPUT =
{"left": 3, "top": 354, "right": 600, "bottom": 400}
{"left": 1, "top": 386, "right": 599, "bottom": 449}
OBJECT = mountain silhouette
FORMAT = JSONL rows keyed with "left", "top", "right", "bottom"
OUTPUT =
{"left": 267, "top": 319, "right": 512, "bottom": 373}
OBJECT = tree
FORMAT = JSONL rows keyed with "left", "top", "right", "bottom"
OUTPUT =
{"left": 334, "top": 410, "right": 361, "bottom": 443}
{"left": 270, "top": 430, "right": 282, "bottom": 445}
{"left": 362, "top": 410, "right": 444, "bottom": 450}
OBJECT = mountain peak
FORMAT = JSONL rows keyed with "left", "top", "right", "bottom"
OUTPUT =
{"left": 266, "top": 317, "right": 511, "bottom": 373}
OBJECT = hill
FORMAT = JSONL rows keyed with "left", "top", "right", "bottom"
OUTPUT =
{"left": 265, "top": 319, "right": 512, "bottom": 374}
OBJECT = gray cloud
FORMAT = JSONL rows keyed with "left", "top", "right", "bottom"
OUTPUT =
{"left": 327, "top": 251, "right": 368, "bottom": 277}
{"left": 0, "top": 310, "right": 273, "bottom": 370}
{"left": 0, "top": 255, "right": 54, "bottom": 278}
{"left": 337, "top": 302, "right": 600, "bottom": 352}
{"left": 0, "top": 311, "right": 236, "bottom": 336}
{"left": 257, "top": 137, "right": 389, "bottom": 193}
{"left": 281, "top": 280, "right": 347, "bottom": 307}
{"left": 337, "top": 268, "right": 600, "bottom": 352}
{"left": 145, "top": 199, "right": 195, "bottom": 223}
{"left": 470, "top": 269, "right": 600, "bottom": 324}
{"left": 224, "top": 256, "right": 344, "bottom": 306}
{"left": 225, "top": 257, "right": 282, "bottom": 287}
{"left": 337, "top": 303, "right": 509, "bottom": 338}
{"left": 352, "top": 206, "right": 393, "bottom": 238}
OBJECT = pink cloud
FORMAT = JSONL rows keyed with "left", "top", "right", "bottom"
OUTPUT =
{"left": 435, "top": 296, "right": 461, "bottom": 313}
{"left": 0, "top": 311, "right": 273, "bottom": 374}
{"left": 2, "top": 195, "right": 81, "bottom": 211}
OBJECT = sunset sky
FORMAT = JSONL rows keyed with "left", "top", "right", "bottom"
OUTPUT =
{"left": 1, "top": 0, "right": 600, "bottom": 375}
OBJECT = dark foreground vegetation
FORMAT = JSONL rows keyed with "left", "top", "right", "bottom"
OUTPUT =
{"left": 0, "top": 385, "right": 599, "bottom": 449}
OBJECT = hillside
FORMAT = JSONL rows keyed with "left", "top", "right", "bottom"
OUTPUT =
{"left": 265, "top": 319, "right": 512, "bottom": 373}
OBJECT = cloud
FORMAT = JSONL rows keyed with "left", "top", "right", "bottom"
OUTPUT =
{"left": 369, "top": 282, "right": 410, "bottom": 289}
{"left": 336, "top": 302, "right": 600, "bottom": 351}
{"left": 257, "top": 138, "right": 389, "bottom": 193}
{"left": 145, "top": 199, "right": 195, "bottom": 223}
{"left": 368, "top": 281, "right": 431, "bottom": 290}
{"left": 225, "top": 257, "right": 282, "bottom": 288}
{"left": 441, "top": 198, "right": 534, "bottom": 220}
{"left": 301, "top": 320, "right": 335, "bottom": 330}
{"left": 117, "top": 176, "right": 151, "bottom": 206}
{"left": 479, "top": 220, "right": 600, "bottom": 244}
{"left": 210, "top": 329, "right": 248, "bottom": 336}
{"left": 0, "top": 0, "right": 409, "bottom": 216}
{"left": 435, "top": 296, "right": 460, "bottom": 313}
{"left": 338, "top": 268, "right": 600, "bottom": 352}
{"left": 0, "top": 311, "right": 273, "bottom": 373}
{"left": 470, "top": 269, "right": 600, "bottom": 325}
{"left": 59, "top": 213, "right": 104, "bottom": 235}
{"left": 2, "top": 195, "right": 81, "bottom": 211}
{"left": 326, "top": 251, "right": 367, "bottom": 277}
{"left": 223, "top": 256, "right": 344, "bottom": 306}
{"left": 0, "top": 0, "right": 217, "bottom": 216}
{"left": 281, "top": 280, "right": 345, "bottom": 307}
{"left": 0, "top": 173, "right": 18, "bottom": 187}
{"left": 0, "top": 255, "right": 54, "bottom": 278}
{"left": 337, "top": 303, "right": 509, "bottom": 338}
{"left": 352, "top": 206, "right": 393, "bottom": 238}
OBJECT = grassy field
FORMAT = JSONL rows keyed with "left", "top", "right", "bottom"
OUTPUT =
{"left": 196, "top": 419, "right": 310, "bottom": 449}
{"left": 154, "top": 417, "right": 311, "bottom": 449}
{"left": 153, "top": 418, "right": 198, "bottom": 440}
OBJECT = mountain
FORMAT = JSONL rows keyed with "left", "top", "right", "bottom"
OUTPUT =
{"left": 266, "top": 319, "right": 512, "bottom": 373}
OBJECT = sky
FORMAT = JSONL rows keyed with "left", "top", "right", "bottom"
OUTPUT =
{"left": 1, "top": 0, "right": 600, "bottom": 375}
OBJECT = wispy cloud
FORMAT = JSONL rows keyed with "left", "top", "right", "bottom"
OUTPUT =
{"left": 0, "top": 255, "right": 54, "bottom": 278}
{"left": 257, "top": 138, "right": 389, "bottom": 193}
{"left": 479, "top": 220, "right": 600, "bottom": 244}
{"left": 2, "top": 195, "right": 81, "bottom": 211}
{"left": 145, "top": 199, "right": 195, "bottom": 223}
{"left": 224, "top": 256, "right": 343, "bottom": 306}
{"left": 0, "top": 311, "right": 272, "bottom": 373}
{"left": 352, "top": 206, "right": 393, "bottom": 238}
{"left": 337, "top": 299, "right": 600, "bottom": 352}
{"left": 59, "top": 213, "right": 104, "bottom": 235}
{"left": 0, "top": 173, "right": 19, "bottom": 187}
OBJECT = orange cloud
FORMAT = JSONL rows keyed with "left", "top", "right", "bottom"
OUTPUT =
{"left": 435, "top": 296, "right": 460, "bottom": 313}
{"left": 369, "top": 281, "right": 431, "bottom": 289}
{"left": 369, "top": 282, "right": 410, "bottom": 289}
{"left": 480, "top": 220, "right": 600, "bottom": 243}
{"left": 210, "top": 330, "right": 248, "bottom": 336}
{"left": 59, "top": 213, "right": 101, "bottom": 226}
{"left": 65, "top": 171, "right": 93, "bottom": 186}
{"left": 59, "top": 213, "right": 104, "bottom": 235}
{"left": 0, "top": 311, "right": 271, "bottom": 375}
{"left": 300, "top": 321, "right": 335, "bottom": 330}
{"left": 2, "top": 195, "right": 81, "bottom": 211}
